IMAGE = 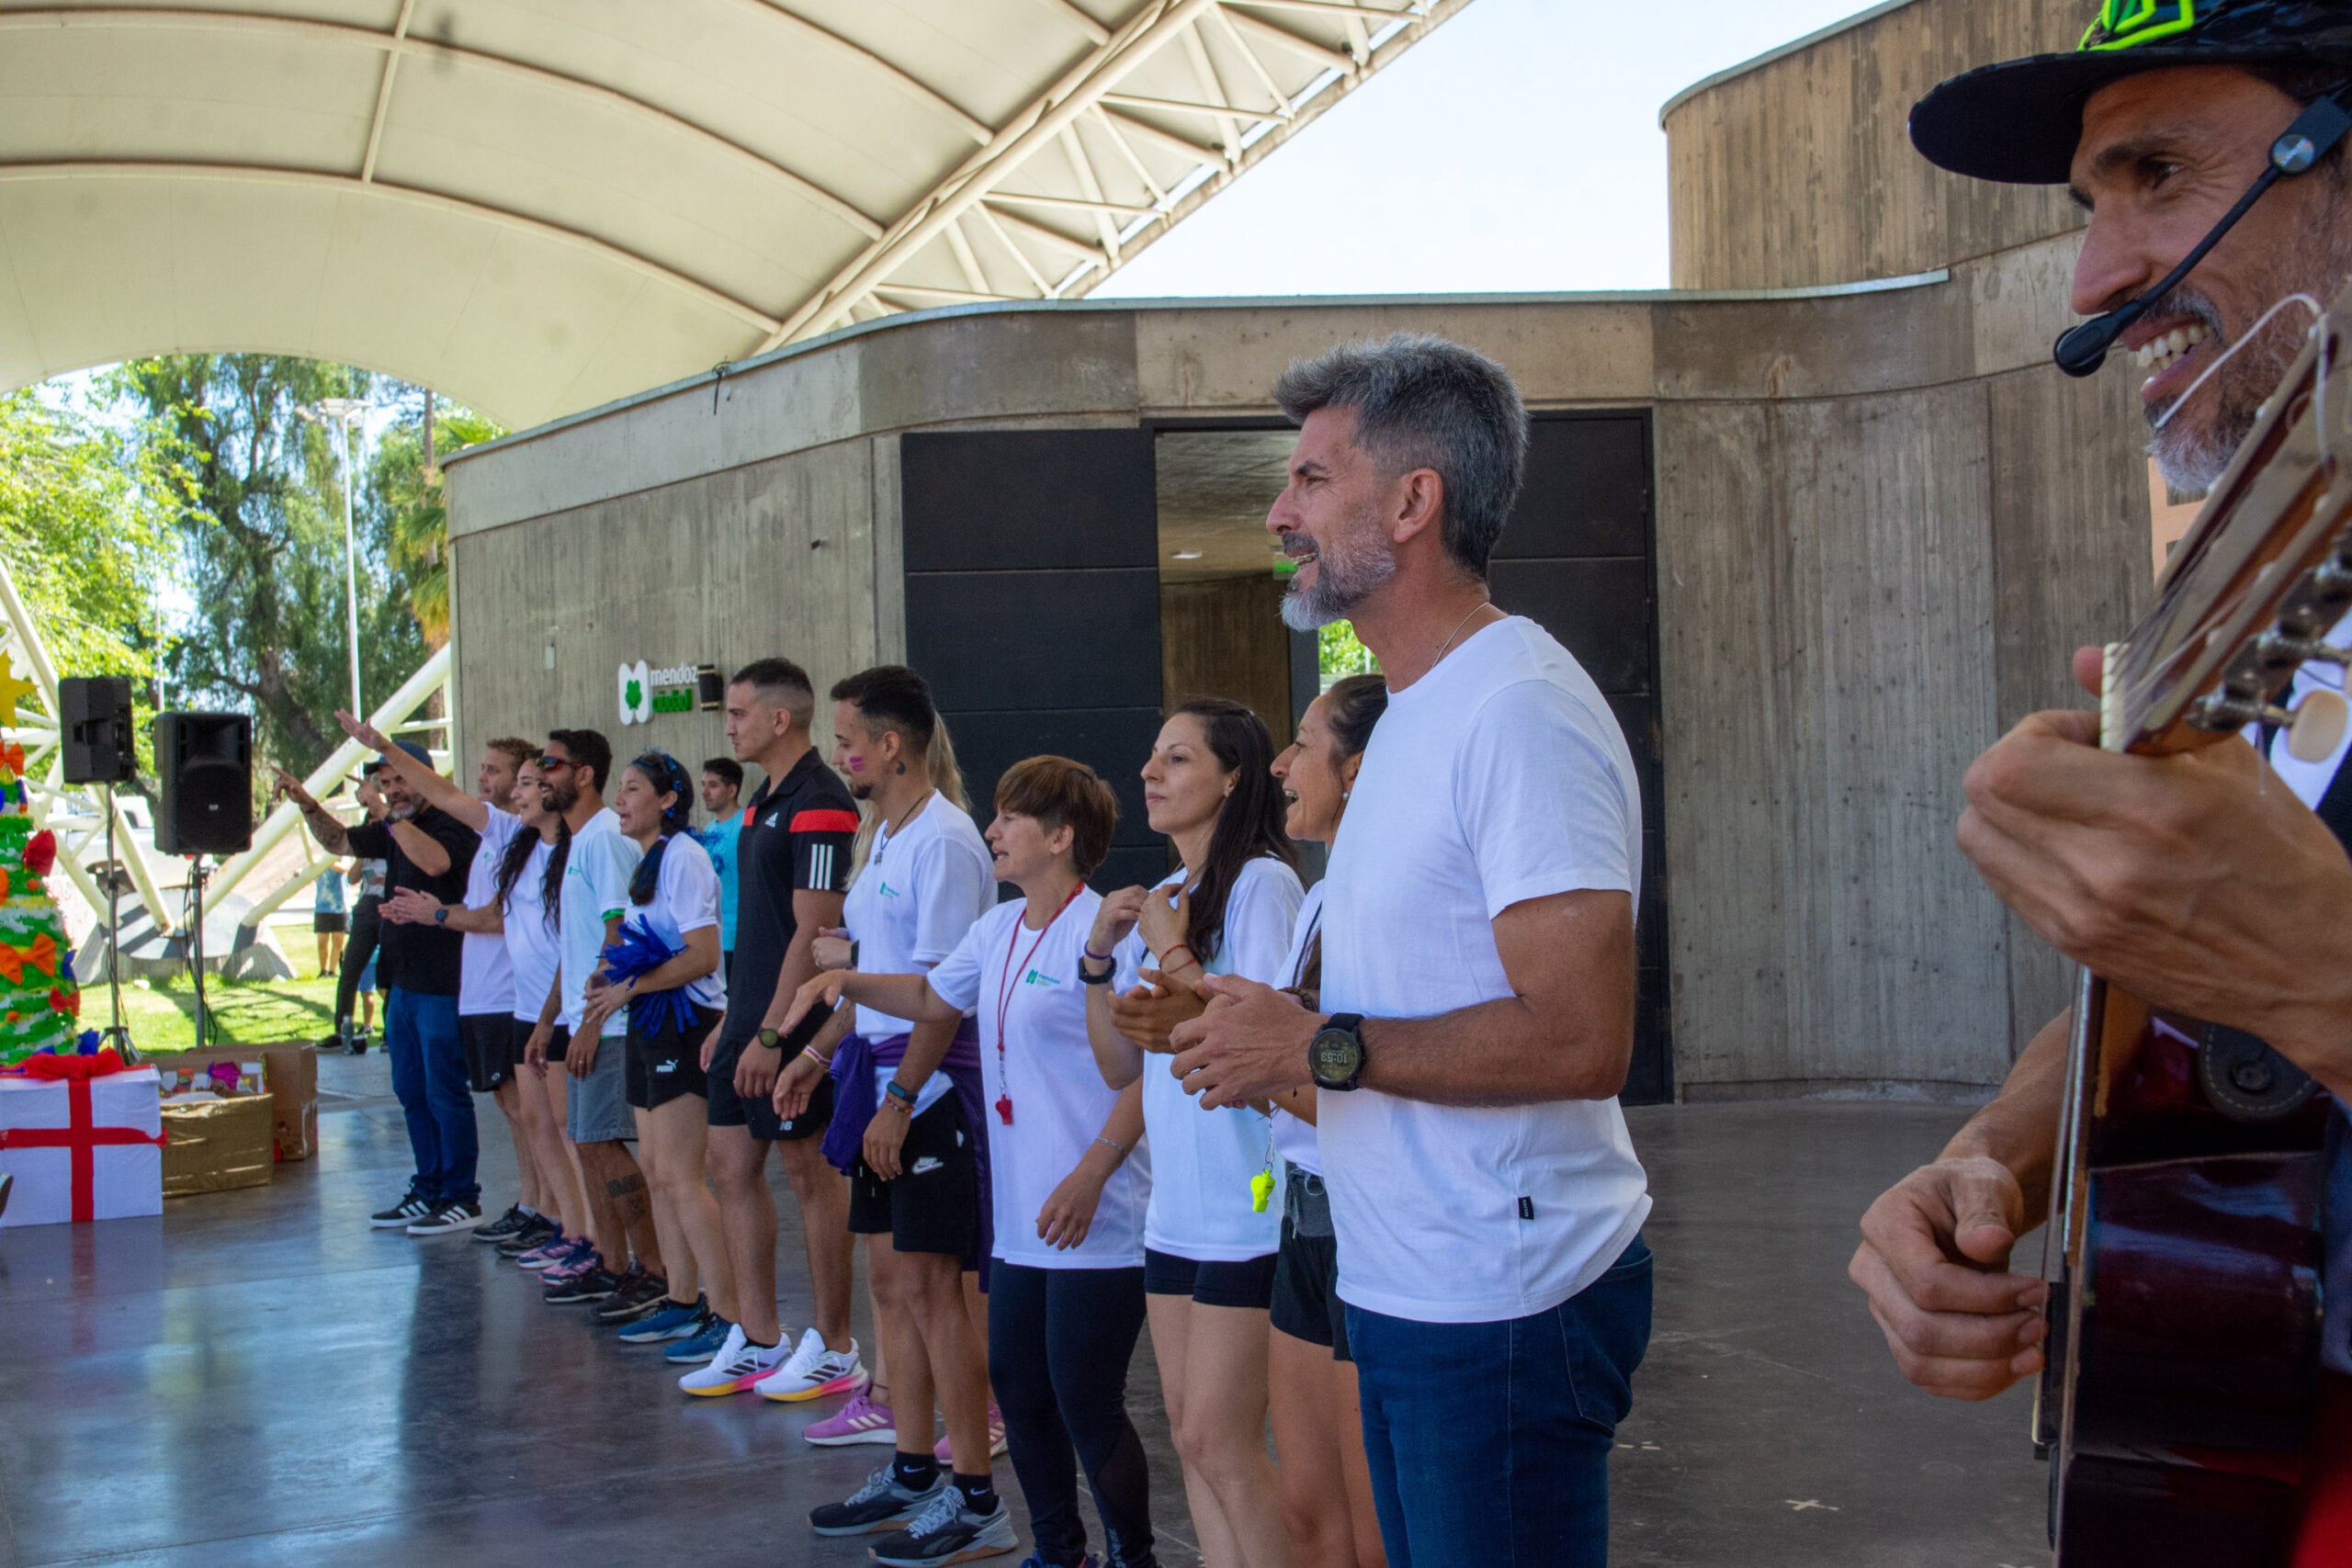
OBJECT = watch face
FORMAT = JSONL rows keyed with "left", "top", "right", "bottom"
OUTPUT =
{"left": 1312, "top": 1028, "right": 1360, "bottom": 1085}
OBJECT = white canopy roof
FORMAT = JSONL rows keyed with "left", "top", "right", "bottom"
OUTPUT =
{"left": 0, "top": 0, "right": 1464, "bottom": 426}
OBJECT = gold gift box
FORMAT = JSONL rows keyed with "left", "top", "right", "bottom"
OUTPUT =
{"left": 160, "top": 1092, "right": 275, "bottom": 1197}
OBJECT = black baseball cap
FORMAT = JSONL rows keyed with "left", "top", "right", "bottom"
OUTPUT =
{"left": 1910, "top": 0, "right": 2352, "bottom": 185}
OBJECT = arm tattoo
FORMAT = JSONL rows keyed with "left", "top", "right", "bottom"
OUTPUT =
{"left": 304, "top": 805, "right": 351, "bottom": 855}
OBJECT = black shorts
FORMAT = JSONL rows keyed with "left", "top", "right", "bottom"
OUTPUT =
{"left": 461, "top": 1011, "right": 520, "bottom": 1093}
{"left": 312, "top": 913, "right": 346, "bottom": 934}
{"left": 1144, "top": 1247, "right": 1279, "bottom": 1311}
{"left": 514, "top": 1017, "right": 570, "bottom": 1066}
{"left": 705, "top": 1033, "right": 834, "bottom": 1140}
{"left": 1270, "top": 1171, "right": 1351, "bottom": 1360}
{"left": 849, "top": 1094, "right": 981, "bottom": 1263}
{"left": 626, "top": 1000, "right": 718, "bottom": 1111}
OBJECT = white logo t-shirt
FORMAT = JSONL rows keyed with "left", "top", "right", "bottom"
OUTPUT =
{"left": 1319, "top": 615, "right": 1652, "bottom": 1324}
{"left": 458, "top": 807, "right": 519, "bottom": 1018}
{"left": 500, "top": 831, "right": 560, "bottom": 1025}
{"left": 842, "top": 794, "right": 994, "bottom": 1116}
{"left": 560, "top": 808, "right": 641, "bottom": 1038}
{"left": 628, "top": 830, "right": 727, "bottom": 1011}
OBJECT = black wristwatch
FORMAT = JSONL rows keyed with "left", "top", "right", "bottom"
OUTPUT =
{"left": 1309, "top": 1013, "right": 1366, "bottom": 1092}
{"left": 756, "top": 1027, "right": 781, "bottom": 1051}
{"left": 433, "top": 906, "right": 449, "bottom": 925}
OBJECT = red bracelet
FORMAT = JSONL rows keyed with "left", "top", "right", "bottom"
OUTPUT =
{"left": 1161, "top": 943, "right": 1201, "bottom": 973}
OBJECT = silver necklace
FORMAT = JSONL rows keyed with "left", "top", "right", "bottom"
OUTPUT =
{"left": 1435, "top": 600, "right": 1494, "bottom": 661}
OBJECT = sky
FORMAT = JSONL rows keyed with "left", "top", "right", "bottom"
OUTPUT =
{"left": 1091, "top": 0, "right": 1890, "bottom": 299}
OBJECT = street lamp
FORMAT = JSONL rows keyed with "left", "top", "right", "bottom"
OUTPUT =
{"left": 299, "top": 397, "right": 367, "bottom": 717}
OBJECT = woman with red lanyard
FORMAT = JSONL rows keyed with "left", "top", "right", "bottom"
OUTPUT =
{"left": 779, "top": 755, "right": 1158, "bottom": 1568}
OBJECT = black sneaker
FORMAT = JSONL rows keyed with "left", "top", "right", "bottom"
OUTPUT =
{"left": 369, "top": 1190, "right": 434, "bottom": 1230}
{"left": 407, "top": 1201, "right": 484, "bottom": 1236}
{"left": 592, "top": 1268, "right": 671, "bottom": 1323}
{"left": 810, "top": 1465, "right": 951, "bottom": 1538}
{"left": 542, "top": 1266, "right": 622, "bottom": 1304}
{"left": 868, "top": 1492, "right": 1018, "bottom": 1565}
{"left": 497, "top": 1214, "right": 561, "bottom": 1257}
{"left": 474, "top": 1204, "right": 531, "bottom": 1243}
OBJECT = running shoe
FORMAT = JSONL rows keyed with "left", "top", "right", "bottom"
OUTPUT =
{"left": 473, "top": 1205, "right": 532, "bottom": 1243}
{"left": 592, "top": 1268, "right": 669, "bottom": 1323}
{"left": 933, "top": 1402, "right": 1010, "bottom": 1463}
{"left": 542, "top": 1265, "right": 621, "bottom": 1304}
{"left": 868, "top": 1489, "right": 1018, "bottom": 1565}
{"left": 537, "top": 1241, "right": 603, "bottom": 1283}
{"left": 755, "top": 1328, "right": 866, "bottom": 1403}
{"left": 406, "top": 1201, "right": 484, "bottom": 1236}
{"left": 369, "top": 1190, "right": 434, "bottom": 1230}
{"left": 803, "top": 1382, "right": 897, "bottom": 1446}
{"left": 617, "top": 1296, "right": 708, "bottom": 1344}
{"left": 678, "top": 1325, "right": 789, "bottom": 1395}
{"left": 808, "top": 1463, "right": 949, "bottom": 1538}
{"left": 662, "top": 1310, "right": 729, "bottom": 1364}
{"left": 500, "top": 1218, "right": 563, "bottom": 1259}
{"left": 517, "top": 1235, "right": 587, "bottom": 1272}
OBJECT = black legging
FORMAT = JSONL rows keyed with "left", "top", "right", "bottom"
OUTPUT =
{"left": 988, "top": 1262, "right": 1155, "bottom": 1568}
{"left": 335, "top": 894, "right": 382, "bottom": 1033}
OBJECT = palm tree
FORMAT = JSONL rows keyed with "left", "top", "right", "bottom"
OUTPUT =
{"left": 377, "top": 402, "right": 501, "bottom": 649}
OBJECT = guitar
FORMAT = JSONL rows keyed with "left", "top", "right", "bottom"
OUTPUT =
{"left": 2039, "top": 283, "right": 2352, "bottom": 1567}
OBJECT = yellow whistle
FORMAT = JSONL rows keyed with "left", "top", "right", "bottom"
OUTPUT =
{"left": 1250, "top": 1169, "right": 1275, "bottom": 1213}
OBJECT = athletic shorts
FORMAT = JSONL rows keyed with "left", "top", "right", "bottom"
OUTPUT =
{"left": 564, "top": 1026, "right": 634, "bottom": 1144}
{"left": 1270, "top": 1169, "right": 1351, "bottom": 1360}
{"left": 707, "top": 1032, "right": 834, "bottom": 1141}
{"left": 460, "top": 1011, "right": 520, "bottom": 1094}
{"left": 849, "top": 1095, "right": 980, "bottom": 1263}
{"left": 627, "top": 1000, "right": 718, "bottom": 1111}
{"left": 312, "top": 913, "right": 346, "bottom": 935}
{"left": 1144, "top": 1247, "right": 1279, "bottom": 1311}
{"left": 512, "top": 1017, "right": 569, "bottom": 1065}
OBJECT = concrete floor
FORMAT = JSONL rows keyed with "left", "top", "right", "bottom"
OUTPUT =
{"left": 0, "top": 1055, "right": 2052, "bottom": 1567}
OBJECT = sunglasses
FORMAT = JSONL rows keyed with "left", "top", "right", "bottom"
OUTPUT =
{"left": 537, "top": 756, "right": 576, "bottom": 772}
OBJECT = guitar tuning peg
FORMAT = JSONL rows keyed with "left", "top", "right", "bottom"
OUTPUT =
{"left": 2286, "top": 689, "right": 2349, "bottom": 763}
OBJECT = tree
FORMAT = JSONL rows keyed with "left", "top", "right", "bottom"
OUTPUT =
{"left": 368, "top": 399, "right": 503, "bottom": 649}
{"left": 114, "top": 356, "right": 426, "bottom": 772}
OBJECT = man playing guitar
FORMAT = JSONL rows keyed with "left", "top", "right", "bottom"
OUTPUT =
{"left": 1848, "top": 2, "right": 2352, "bottom": 1558}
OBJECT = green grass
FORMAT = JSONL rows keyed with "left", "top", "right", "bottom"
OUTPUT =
{"left": 98, "top": 970, "right": 346, "bottom": 1054}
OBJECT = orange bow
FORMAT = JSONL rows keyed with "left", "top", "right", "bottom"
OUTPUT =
{"left": 0, "top": 932, "right": 60, "bottom": 986}
{"left": 0, "top": 743, "right": 22, "bottom": 775}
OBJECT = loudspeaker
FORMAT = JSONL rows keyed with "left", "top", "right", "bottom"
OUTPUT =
{"left": 153, "top": 712, "right": 254, "bottom": 855}
{"left": 61, "top": 677, "right": 136, "bottom": 785}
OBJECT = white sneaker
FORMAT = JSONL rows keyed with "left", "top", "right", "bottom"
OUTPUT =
{"left": 676, "top": 1324, "right": 788, "bottom": 1396}
{"left": 756, "top": 1326, "right": 866, "bottom": 1403}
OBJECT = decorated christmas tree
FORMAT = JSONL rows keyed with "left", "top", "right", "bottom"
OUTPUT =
{"left": 0, "top": 657, "right": 77, "bottom": 1066}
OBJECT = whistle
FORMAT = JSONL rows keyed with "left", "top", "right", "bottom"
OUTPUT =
{"left": 1250, "top": 1168, "right": 1275, "bottom": 1213}
{"left": 995, "top": 1093, "right": 1014, "bottom": 1126}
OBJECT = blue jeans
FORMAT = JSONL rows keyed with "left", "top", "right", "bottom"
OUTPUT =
{"left": 1347, "top": 1235, "right": 1653, "bottom": 1568}
{"left": 385, "top": 987, "right": 479, "bottom": 1206}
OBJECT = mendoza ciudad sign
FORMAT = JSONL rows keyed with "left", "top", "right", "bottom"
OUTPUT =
{"left": 617, "top": 661, "right": 721, "bottom": 725}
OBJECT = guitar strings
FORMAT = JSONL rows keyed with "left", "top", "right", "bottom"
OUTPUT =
{"left": 2153, "top": 291, "right": 2324, "bottom": 434}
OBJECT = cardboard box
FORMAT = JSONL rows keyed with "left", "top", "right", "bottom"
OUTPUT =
{"left": 148, "top": 1042, "right": 317, "bottom": 1162}
{"left": 159, "top": 1091, "right": 274, "bottom": 1197}
{"left": 0, "top": 1066, "right": 164, "bottom": 1226}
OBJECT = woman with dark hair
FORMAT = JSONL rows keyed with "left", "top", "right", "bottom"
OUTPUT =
{"left": 493, "top": 761, "right": 593, "bottom": 1269}
{"left": 578, "top": 751, "right": 737, "bottom": 1345}
{"left": 1082, "top": 698, "right": 1302, "bottom": 1568}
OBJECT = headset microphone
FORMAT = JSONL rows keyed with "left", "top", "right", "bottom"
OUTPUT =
{"left": 2054, "top": 85, "right": 2352, "bottom": 378}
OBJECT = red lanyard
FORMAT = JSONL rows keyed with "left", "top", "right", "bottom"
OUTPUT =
{"left": 992, "top": 882, "right": 1083, "bottom": 1124}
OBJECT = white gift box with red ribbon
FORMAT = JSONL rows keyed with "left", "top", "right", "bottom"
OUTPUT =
{"left": 0, "top": 1066, "right": 164, "bottom": 1226}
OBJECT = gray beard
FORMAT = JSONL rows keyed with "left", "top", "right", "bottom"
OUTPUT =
{"left": 1279, "top": 530, "right": 1397, "bottom": 632}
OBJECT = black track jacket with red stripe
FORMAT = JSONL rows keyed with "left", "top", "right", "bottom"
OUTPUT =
{"left": 718, "top": 747, "right": 858, "bottom": 1047}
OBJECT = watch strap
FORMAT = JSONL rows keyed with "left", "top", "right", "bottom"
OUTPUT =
{"left": 757, "top": 1027, "right": 780, "bottom": 1049}
{"left": 885, "top": 1078, "right": 919, "bottom": 1107}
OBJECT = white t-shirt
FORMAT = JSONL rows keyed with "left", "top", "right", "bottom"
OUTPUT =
{"left": 1270, "top": 882, "right": 1326, "bottom": 1178}
{"left": 458, "top": 807, "right": 519, "bottom": 1017}
{"left": 626, "top": 831, "right": 727, "bottom": 1010}
{"left": 930, "top": 887, "right": 1151, "bottom": 1269}
{"left": 1319, "top": 615, "right": 1652, "bottom": 1325}
{"left": 843, "top": 794, "right": 994, "bottom": 1116}
{"left": 1114, "top": 855, "right": 1301, "bottom": 1261}
{"left": 560, "top": 808, "right": 641, "bottom": 1038}
{"left": 501, "top": 831, "right": 560, "bottom": 1025}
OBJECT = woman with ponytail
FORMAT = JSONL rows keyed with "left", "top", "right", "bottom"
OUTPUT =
{"left": 492, "top": 759, "right": 592, "bottom": 1263}
{"left": 578, "top": 751, "right": 738, "bottom": 1348}
{"left": 1082, "top": 698, "right": 1302, "bottom": 1568}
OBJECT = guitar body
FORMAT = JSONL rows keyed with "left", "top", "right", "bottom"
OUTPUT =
{"left": 2042, "top": 976, "right": 2327, "bottom": 1566}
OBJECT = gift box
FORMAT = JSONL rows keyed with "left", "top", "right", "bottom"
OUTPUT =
{"left": 159, "top": 1091, "right": 274, "bottom": 1197}
{"left": 0, "top": 1065, "right": 164, "bottom": 1226}
{"left": 149, "top": 1042, "right": 318, "bottom": 1161}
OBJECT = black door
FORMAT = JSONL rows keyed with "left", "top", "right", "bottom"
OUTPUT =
{"left": 900, "top": 429, "right": 1168, "bottom": 891}
{"left": 1489, "top": 412, "right": 1671, "bottom": 1104}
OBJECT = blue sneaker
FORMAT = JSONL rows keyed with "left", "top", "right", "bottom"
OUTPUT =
{"left": 619, "top": 1295, "right": 709, "bottom": 1344}
{"left": 662, "top": 1309, "right": 729, "bottom": 1364}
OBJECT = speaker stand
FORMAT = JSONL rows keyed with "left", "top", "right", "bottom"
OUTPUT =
{"left": 96, "top": 784, "right": 135, "bottom": 1064}
{"left": 186, "top": 855, "right": 213, "bottom": 1050}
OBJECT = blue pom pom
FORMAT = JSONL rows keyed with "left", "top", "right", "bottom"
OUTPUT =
{"left": 76, "top": 1029, "right": 100, "bottom": 1055}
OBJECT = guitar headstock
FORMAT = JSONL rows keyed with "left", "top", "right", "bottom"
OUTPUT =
{"left": 2107, "top": 282, "right": 2352, "bottom": 759}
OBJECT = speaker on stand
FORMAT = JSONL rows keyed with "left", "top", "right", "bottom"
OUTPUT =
{"left": 153, "top": 711, "right": 254, "bottom": 1049}
{"left": 61, "top": 678, "right": 139, "bottom": 1059}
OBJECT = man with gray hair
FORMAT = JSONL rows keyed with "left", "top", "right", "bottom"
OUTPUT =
{"left": 1170, "top": 332, "right": 1655, "bottom": 1565}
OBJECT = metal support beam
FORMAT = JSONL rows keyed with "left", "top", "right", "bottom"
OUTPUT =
{"left": 358, "top": 0, "right": 415, "bottom": 184}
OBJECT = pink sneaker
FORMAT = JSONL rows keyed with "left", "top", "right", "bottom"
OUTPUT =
{"left": 516, "top": 1235, "right": 585, "bottom": 1272}
{"left": 933, "top": 1401, "right": 1008, "bottom": 1463}
{"left": 803, "top": 1382, "right": 898, "bottom": 1447}
{"left": 540, "top": 1246, "right": 604, "bottom": 1286}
